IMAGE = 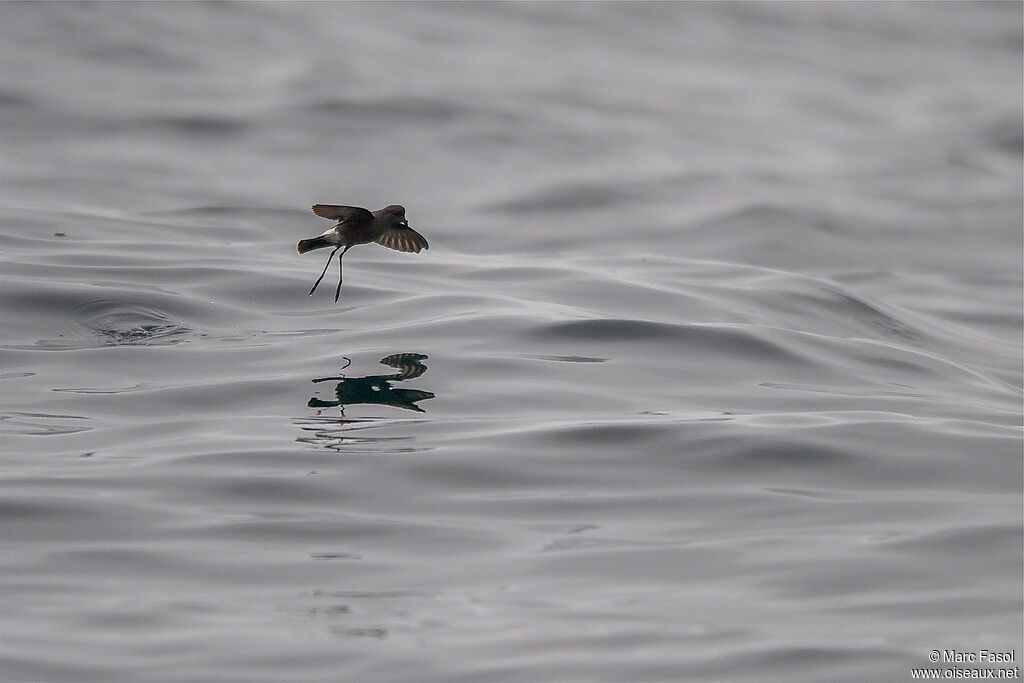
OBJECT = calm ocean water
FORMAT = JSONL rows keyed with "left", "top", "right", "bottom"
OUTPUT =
{"left": 1, "top": 3, "right": 1021, "bottom": 682}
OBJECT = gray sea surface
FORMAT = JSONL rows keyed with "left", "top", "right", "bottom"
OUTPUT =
{"left": 1, "top": 3, "right": 1022, "bottom": 682}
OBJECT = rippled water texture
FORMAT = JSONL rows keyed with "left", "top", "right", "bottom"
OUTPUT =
{"left": 1, "top": 3, "right": 1021, "bottom": 682}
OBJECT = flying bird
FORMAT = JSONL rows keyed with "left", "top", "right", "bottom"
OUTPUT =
{"left": 298, "top": 204, "right": 428, "bottom": 302}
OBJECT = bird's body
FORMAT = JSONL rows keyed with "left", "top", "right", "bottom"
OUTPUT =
{"left": 298, "top": 204, "right": 428, "bottom": 301}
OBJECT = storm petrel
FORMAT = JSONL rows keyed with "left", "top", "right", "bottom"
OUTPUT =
{"left": 298, "top": 204, "right": 428, "bottom": 302}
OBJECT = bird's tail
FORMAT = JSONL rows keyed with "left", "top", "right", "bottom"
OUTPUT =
{"left": 297, "top": 236, "right": 333, "bottom": 254}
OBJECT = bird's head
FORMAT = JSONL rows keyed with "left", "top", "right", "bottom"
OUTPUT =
{"left": 383, "top": 205, "right": 408, "bottom": 227}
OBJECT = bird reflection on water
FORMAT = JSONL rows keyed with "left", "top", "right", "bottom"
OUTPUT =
{"left": 295, "top": 353, "right": 435, "bottom": 453}
{"left": 308, "top": 353, "right": 434, "bottom": 413}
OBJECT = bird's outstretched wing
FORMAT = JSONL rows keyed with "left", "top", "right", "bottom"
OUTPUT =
{"left": 311, "top": 205, "right": 373, "bottom": 223}
{"left": 379, "top": 353, "right": 428, "bottom": 380}
{"left": 376, "top": 226, "right": 428, "bottom": 253}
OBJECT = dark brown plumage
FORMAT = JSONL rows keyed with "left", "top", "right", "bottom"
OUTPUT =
{"left": 298, "top": 204, "right": 428, "bottom": 301}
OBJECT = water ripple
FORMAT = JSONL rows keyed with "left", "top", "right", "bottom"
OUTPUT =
{"left": 65, "top": 297, "right": 195, "bottom": 347}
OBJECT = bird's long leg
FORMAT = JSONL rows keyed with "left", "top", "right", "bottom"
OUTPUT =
{"left": 309, "top": 246, "right": 341, "bottom": 296}
{"left": 334, "top": 245, "right": 350, "bottom": 303}
{"left": 310, "top": 356, "right": 351, "bottom": 383}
